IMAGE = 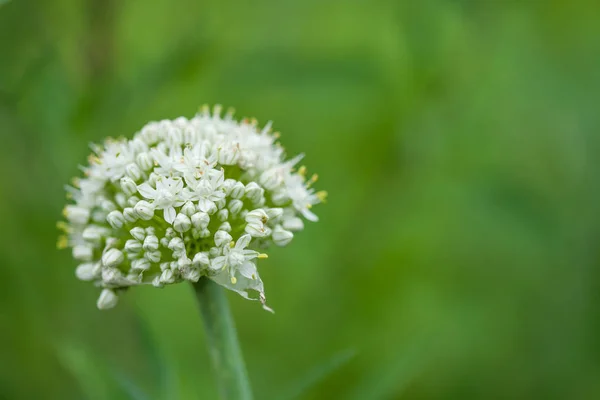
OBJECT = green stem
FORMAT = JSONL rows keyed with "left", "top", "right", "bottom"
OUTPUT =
{"left": 193, "top": 278, "right": 253, "bottom": 400}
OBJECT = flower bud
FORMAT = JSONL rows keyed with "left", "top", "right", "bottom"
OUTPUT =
{"left": 199, "top": 228, "right": 211, "bottom": 238}
{"left": 100, "top": 199, "right": 117, "bottom": 213}
{"left": 160, "top": 269, "right": 175, "bottom": 284}
{"left": 283, "top": 217, "right": 304, "bottom": 231}
{"left": 131, "top": 258, "right": 151, "bottom": 271}
{"left": 215, "top": 197, "right": 227, "bottom": 210}
{"left": 198, "top": 198, "right": 217, "bottom": 214}
{"left": 168, "top": 237, "right": 185, "bottom": 252}
{"left": 134, "top": 200, "right": 154, "bottom": 220}
{"left": 73, "top": 245, "right": 93, "bottom": 261}
{"left": 145, "top": 250, "right": 161, "bottom": 263}
{"left": 271, "top": 191, "right": 290, "bottom": 206}
{"left": 230, "top": 182, "right": 245, "bottom": 199}
{"left": 102, "top": 248, "right": 124, "bottom": 267}
{"left": 123, "top": 207, "right": 138, "bottom": 223}
{"left": 181, "top": 201, "right": 196, "bottom": 217}
{"left": 63, "top": 205, "right": 90, "bottom": 225}
{"left": 182, "top": 267, "right": 201, "bottom": 282}
{"left": 209, "top": 246, "right": 222, "bottom": 258}
{"left": 218, "top": 145, "right": 240, "bottom": 165}
{"left": 246, "top": 209, "right": 269, "bottom": 225}
{"left": 120, "top": 177, "right": 137, "bottom": 196}
{"left": 193, "top": 252, "right": 210, "bottom": 266}
{"left": 219, "top": 222, "right": 232, "bottom": 232}
{"left": 126, "top": 163, "right": 142, "bottom": 181}
{"left": 244, "top": 182, "right": 264, "bottom": 204}
{"left": 127, "top": 196, "right": 140, "bottom": 207}
{"left": 114, "top": 192, "right": 127, "bottom": 208}
{"left": 245, "top": 222, "right": 268, "bottom": 238}
{"left": 266, "top": 208, "right": 284, "bottom": 220}
{"left": 228, "top": 199, "right": 243, "bottom": 215}
{"left": 173, "top": 213, "right": 192, "bottom": 232}
{"left": 130, "top": 227, "right": 146, "bottom": 241}
{"left": 214, "top": 230, "right": 233, "bottom": 247}
{"left": 125, "top": 239, "right": 142, "bottom": 253}
{"left": 97, "top": 289, "right": 118, "bottom": 310}
{"left": 259, "top": 168, "right": 283, "bottom": 190}
{"left": 82, "top": 225, "right": 108, "bottom": 243}
{"left": 191, "top": 212, "right": 210, "bottom": 230}
{"left": 102, "top": 267, "right": 124, "bottom": 285}
{"left": 136, "top": 152, "right": 153, "bottom": 171}
{"left": 148, "top": 172, "right": 159, "bottom": 186}
{"left": 143, "top": 235, "right": 159, "bottom": 251}
{"left": 75, "top": 262, "right": 97, "bottom": 281}
{"left": 272, "top": 225, "right": 294, "bottom": 246}
{"left": 217, "top": 209, "right": 229, "bottom": 222}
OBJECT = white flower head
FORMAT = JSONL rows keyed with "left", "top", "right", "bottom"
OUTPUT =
{"left": 59, "top": 105, "right": 325, "bottom": 310}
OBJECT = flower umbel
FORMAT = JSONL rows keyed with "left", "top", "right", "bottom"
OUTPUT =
{"left": 60, "top": 105, "right": 324, "bottom": 310}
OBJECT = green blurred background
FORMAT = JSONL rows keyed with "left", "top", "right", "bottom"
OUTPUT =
{"left": 2, "top": 0, "right": 600, "bottom": 399}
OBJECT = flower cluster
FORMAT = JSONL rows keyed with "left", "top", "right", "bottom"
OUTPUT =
{"left": 58, "top": 105, "right": 325, "bottom": 310}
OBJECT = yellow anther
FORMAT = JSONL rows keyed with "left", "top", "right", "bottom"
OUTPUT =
{"left": 317, "top": 190, "right": 328, "bottom": 203}
{"left": 66, "top": 193, "right": 73, "bottom": 200}
{"left": 71, "top": 177, "right": 80, "bottom": 188}
{"left": 62, "top": 206, "right": 68, "bottom": 217}
{"left": 56, "top": 221, "right": 70, "bottom": 233}
{"left": 298, "top": 166, "right": 307, "bottom": 177}
{"left": 57, "top": 235, "right": 68, "bottom": 249}
{"left": 230, "top": 276, "right": 237, "bottom": 284}
{"left": 258, "top": 253, "right": 269, "bottom": 259}
{"left": 229, "top": 241, "right": 235, "bottom": 248}
{"left": 273, "top": 132, "right": 281, "bottom": 139}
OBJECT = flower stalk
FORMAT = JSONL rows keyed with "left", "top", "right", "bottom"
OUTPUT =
{"left": 193, "top": 277, "right": 253, "bottom": 400}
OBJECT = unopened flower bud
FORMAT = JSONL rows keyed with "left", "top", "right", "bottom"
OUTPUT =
{"left": 120, "top": 177, "right": 137, "bottom": 196}
{"left": 125, "top": 239, "right": 142, "bottom": 253}
{"left": 230, "top": 182, "right": 245, "bottom": 199}
{"left": 244, "top": 182, "right": 264, "bottom": 204}
{"left": 114, "top": 193, "right": 127, "bottom": 208}
{"left": 102, "top": 248, "right": 124, "bottom": 268}
{"left": 173, "top": 213, "right": 192, "bottom": 232}
{"left": 217, "top": 209, "right": 229, "bottom": 222}
{"left": 214, "top": 230, "right": 233, "bottom": 247}
{"left": 97, "top": 289, "right": 118, "bottom": 310}
{"left": 130, "top": 227, "right": 146, "bottom": 241}
{"left": 228, "top": 199, "right": 243, "bottom": 215}
{"left": 181, "top": 201, "right": 196, "bottom": 217}
{"left": 272, "top": 225, "right": 294, "bottom": 246}
{"left": 193, "top": 252, "right": 210, "bottom": 266}
{"left": 191, "top": 212, "right": 210, "bottom": 229}
{"left": 82, "top": 225, "right": 108, "bottom": 243}
{"left": 246, "top": 209, "right": 269, "bottom": 225}
{"left": 266, "top": 208, "right": 284, "bottom": 220}
{"left": 136, "top": 152, "right": 153, "bottom": 171}
{"left": 160, "top": 269, "right": 175, "bottom": 284}
{"left": 143, "top": 235, "right": 159, "bottom": 251}
{"left": 73, "top": 245, "right": 93, "bottom": 261}
{"left": 126, "top": 163, "right": 142, "bottom": 181}
{"left": 145, "top": 250, "right": 161, "bottom": 263}
{"left": 245, "top": 222, "right": 268, "bottom": 238}
{"left": 64, "top": 205, "right": 90, "bottom": 225}
{"left": 76, "top": 262, "right": 97, "bottom": 281}
{"left": 198, "top": 198, "right": 217, "bottom": 214}
{"left": 271, "top": 191, "right": 290, "bottom": 206}
{"left": 123, "top": 207, "right": 138, "bottom": 223}
{"left": 134, "top": 200, "right": 154, "bottom": 220}
{"left": 131, "top": 258, "right": 151, "bottom": 271}
{"left": 219, "top": 222, "right": 232, "bottom": 232}
{"left": 100, "top": 199, "right": 116, "bottom": 212}
{"left": 127, "top": 196, "right": 140, "bottom": 207}
{"left": 283, "top": 217, "right": 304, "bottom": 231}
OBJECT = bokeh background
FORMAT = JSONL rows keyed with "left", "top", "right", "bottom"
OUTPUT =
{"left": 2, "top": 0, "right": 600, "bottom": 399}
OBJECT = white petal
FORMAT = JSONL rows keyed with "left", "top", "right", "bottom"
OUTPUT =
{"left": 164, "top": 207, "right": 176, "bottom": 224}
{"left": 236, "top": 234, "right": 252, "bottom": 249}
{"left": 238, "top": 261, "right": 257, "bottom": 279}
{"left": 137, "top": 183, "right": 156, "bottom": 199}
{"left": 210, "top": 256, "right": 227, "bottom": 271}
